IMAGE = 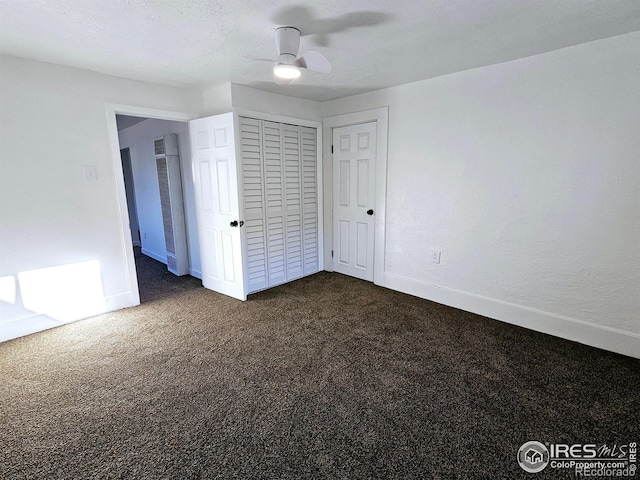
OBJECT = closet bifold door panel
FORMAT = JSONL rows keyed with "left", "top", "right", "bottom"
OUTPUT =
{"left": 301, "top": 126, "right": 319, "bottom": 275}
{"left": 265, "top": 121, "right": 288, "bottom": 286}
{"left": 239, "top": 116, "right": 319, "bottom": 295}
{"left": 282, "top": 123, "right": 303, "bottom": 281}
{"left": 239, "top": 117, "right": 269, "bottom": 293}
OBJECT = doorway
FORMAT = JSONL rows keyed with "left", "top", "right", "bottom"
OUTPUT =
{"left": 323, "top": 107, "right": 389, "bottom": 285}
{"left": 107, "top": 105, "right": 197, "bottom": 308}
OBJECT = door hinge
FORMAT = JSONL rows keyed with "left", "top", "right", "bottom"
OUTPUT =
{"left": 331, "top": 250, "right": 334, "bottom": 258}
{"left": 331, "top": 145, "right": 334, "bottom": 153}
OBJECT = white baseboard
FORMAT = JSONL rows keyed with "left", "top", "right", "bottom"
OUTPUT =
{"left": 381, "top": 272, "right": 640, "bottom": 359}
{"left": 0, "top": 315, "right": 63, "bottom": 343}
{"left": 105, "top": 292, "right": 138, "bottom": 311}
{"left": 190, "top": 268, "right": 202, "bottom": 280}
{"left": 141, "top": 248, "right": 167, "bottom": 264}
{"left": 0, "top": 292, "right": 137, "bottom": 343}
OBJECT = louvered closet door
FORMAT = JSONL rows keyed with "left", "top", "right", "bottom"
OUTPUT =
{"left": 240, "top": 117, "right": 318, "bottom": 294}
{"left": 239, "top": 118, "right": 268, "bottom": 293}
{"left": 301, "top": 126, "right": 318, "bottom": 275}
{"left": 282, "top": 124, "right": 303, "bottom": 280}
{"left": 263, "top": 121, "right": 287, "bottom": 285}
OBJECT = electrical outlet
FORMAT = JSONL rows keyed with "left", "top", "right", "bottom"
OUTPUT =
{"left": 430, "top": 250, "right": 441, "bottom": 264}
{"left": 83, "top": 165, "right": 97, "bottom": 182}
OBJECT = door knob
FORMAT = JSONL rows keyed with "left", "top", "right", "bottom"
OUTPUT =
{"left": 239, "top": 220, "right": 244, "bottom": 227}
{"left": 367, "top": 209, "right": 374, "bottom": 215}
{"left": 230, "top": 220, "right": 238, "bottom": 227}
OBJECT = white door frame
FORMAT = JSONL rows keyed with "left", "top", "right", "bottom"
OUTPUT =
{"left": 323, "top": 107, "right": 389, "bottom": 285}
{"left": 105, "top": 103, "right": 198, "bottom": 310}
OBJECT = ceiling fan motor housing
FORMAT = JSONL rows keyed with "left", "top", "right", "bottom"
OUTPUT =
{"left": 275, "top": 27, "right": 300, "bottom": 65}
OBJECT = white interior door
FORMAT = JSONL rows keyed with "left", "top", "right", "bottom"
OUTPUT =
{"left": 120, "top": 148, "right": 140, "bottom": 247}
{"left": 190, "top": 113, "right": 246, "bottom": 300}
{"left": 333, "top": 122, "right": 377, "bottom": 281}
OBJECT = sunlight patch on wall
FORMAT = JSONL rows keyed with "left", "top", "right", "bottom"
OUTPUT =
{"left": 0, "top": 275, "right": 17, "bottom": 304}
{"left": 17, "top": 260, "right": 107, "bottom": 323}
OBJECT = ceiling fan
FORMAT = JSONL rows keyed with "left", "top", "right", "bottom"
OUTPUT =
{"left": 249, "top": 26, "right": 332, "bottom": 84}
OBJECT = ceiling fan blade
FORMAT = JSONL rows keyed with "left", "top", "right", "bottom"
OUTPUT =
{"left": 274, "top": 75, "right": 295, "bottom": 85}
{"left": 295, "top": 50, "right": 332, "bottom": 73}
{"left": 244, "top": 54, "right": 276, "bottom": 62}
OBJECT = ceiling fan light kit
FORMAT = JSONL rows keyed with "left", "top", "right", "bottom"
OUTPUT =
{"left": 273, "top": 63, "right": 301, "bottom": 79}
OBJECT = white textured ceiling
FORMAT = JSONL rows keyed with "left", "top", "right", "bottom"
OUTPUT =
{"left": 1, "top": 0, "right": 639, "bottom": 102}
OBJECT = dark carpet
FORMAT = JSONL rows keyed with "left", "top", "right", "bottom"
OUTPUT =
{"left": 1, "top": 251, "right": 638, "bottom": 479}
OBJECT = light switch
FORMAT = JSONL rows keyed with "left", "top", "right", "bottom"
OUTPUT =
{"left": 84, "top": 166, "right": 97, "bottom": 182}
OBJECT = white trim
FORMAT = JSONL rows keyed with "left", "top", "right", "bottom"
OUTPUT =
{"left": 190, "top": 268, "right": 202, "bottom": 279}
{"left": 104, "top": 292, "right": 137, "bottom": 312}
{"left": 141, "top": 248, "right": 167, "bottom": 264}
{"left": 105, "top": 103, "right": 199, "bottom": 312}
{"left": 323, "top": 107, "right": 389, "bottom": 285}
{"left": 0, "top": 315, "right": 63, "bottom": 343}
{"left": 233, "top": 108, "right": 320, "bottom": 128}
{"left": 382, "top": 272, "right": 640, "bottom": 359}
{"left": 107, "top": 104, "right": 197, "bottom": 123}
{"left": 0, "top": 292, "right": 137, "bottom": 343}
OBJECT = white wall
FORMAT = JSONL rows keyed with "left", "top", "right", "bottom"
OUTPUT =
{"left": 202, "top": 83, "right": 233, "bottom": 116}
{"left": 231, "top": 84, "right": 322, "bottom": 121}
{"left": 323, "top": 32, "right": 640, "bottom": 356}
{"left": 202, "top": 83, "right": 322, "bottom": 121}
{"left": 117, "top": 119, "right": 201, "bottom": 277}
{"left": 0, "top": 55, "right": 202, "bottom": 337}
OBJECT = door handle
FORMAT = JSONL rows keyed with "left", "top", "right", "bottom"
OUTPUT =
{"left": 230, "top": 220, "right": 238, "bottom": 227}
{"left": 367, "top": 209, "right": 374, "bottom": 215}
{"left": 239, "top": 220, "right": 244, "bottom": 227}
